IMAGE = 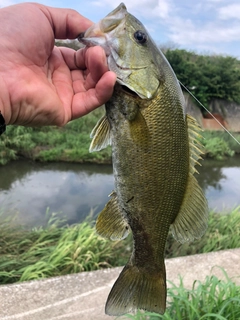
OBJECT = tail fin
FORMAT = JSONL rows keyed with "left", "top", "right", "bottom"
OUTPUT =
{"left": 105, "top": 262, "right": 166, "bottom": 316}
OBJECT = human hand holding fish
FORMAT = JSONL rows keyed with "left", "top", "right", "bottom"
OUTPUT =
{"left": 0, "top": 3, "right": 116, "bottom": 127}
{"left": 79, "top": 3, "right": 209, "bottom": 317}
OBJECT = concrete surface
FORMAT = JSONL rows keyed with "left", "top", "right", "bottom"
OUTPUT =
{"left": 0, "top": 249, "right": 239, "bottom": 320}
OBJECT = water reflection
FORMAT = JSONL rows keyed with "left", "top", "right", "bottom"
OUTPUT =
{"left": 0, "top": 161, "right": 114, "bottom": 227}
{"left": 0, "top": 156, "right": 239, "bottom": 228}
{"left": 197, "top": 156, "right": 240, "bottom": 211}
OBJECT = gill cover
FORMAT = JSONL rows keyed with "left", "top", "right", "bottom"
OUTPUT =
{"left": 78, "top": 3, "right": 160, "bottom": 99}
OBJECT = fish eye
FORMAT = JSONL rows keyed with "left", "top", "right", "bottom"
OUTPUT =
{"left": 134, "top": 30, "right": 147, "bottom": 44}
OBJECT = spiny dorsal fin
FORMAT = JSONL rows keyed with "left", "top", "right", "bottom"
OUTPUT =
{"left": 96, "top": 191, "right": 130, "bottom": 241}
{"left": 187, "top": 114, "right": 205, "bottom": 174}
{"left": 89, "top": 115, "right": 111, "bottom": 152}
{"left": 170, "top": 114, "right": 208, "bottom": 243}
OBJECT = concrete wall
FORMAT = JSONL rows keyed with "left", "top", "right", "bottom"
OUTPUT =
{"left": 184, "top": 93, "right": 240, "bottom": 132}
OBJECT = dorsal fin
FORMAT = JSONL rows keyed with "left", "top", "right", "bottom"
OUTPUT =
{"left": 170, "top": 114, "right": 208, "bottom": 243}
{"left": 187, "top": 114, "right": 205, "bottom": 174}
{"left": 89, "top": 115, "right": 111, "bottom": 152}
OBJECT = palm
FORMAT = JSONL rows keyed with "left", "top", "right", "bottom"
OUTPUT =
{"left": 0, "top": 3, "right": 116, "bottom": 126}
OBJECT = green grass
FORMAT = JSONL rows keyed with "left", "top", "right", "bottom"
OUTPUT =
{"left": 201, "top": 131, "right": 240, "bottom": 160}
{"left": 0, "top": 107, "right": 112, "bottom": 165}
{"left": 165, "top": 206, "right": 240, "bottom": 258}
{"left": 0, "top": 207, "right": 240, "bottom": 285}
{"left": 1, "top": 105, "right": 240, "bottom": 165}
{"left": 122, "top": 270, "right": 240, "bottom": 319}
{"left": 0, "top": 210, "right": 131, "bottom": 284}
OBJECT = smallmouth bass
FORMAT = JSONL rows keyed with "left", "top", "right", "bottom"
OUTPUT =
{"left": 79, "top": 3, "right": 208, "bottom": 316}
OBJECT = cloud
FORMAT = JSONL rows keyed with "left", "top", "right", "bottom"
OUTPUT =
{"left": 0, "top": 0, "right": 239, "bottom": 56}
{"left": 90, "top": 0, "right": 171, "bottom": 19}
{"left": 0, "top": 0, "right": 17, "bottom": 7}
{"left": 218, "top": 4, "right": 240, "bottom": 20}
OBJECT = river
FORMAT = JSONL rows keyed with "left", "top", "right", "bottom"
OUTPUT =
{"left": 0, "top": 156, "right": 240, "bottom": 228}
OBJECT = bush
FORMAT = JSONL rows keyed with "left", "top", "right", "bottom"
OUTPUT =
{"left": 203, "top": 137, "right": 234, "bottom": 160}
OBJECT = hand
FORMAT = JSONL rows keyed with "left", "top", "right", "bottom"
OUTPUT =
{"left": 0, "top": 3, "right": 116, "bottom": 126}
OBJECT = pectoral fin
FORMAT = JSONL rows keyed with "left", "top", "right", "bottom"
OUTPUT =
{"left": 89, "top": 115, "right": 111, "bottom": 152}
{"left": 129, "top": 109, "right": 150, "bottom": 150}
{"left": 171, "top": 114, "right": 208, "bottom": 243}
{"left": 96, "top": 191, "right": 130, "bottom": 241}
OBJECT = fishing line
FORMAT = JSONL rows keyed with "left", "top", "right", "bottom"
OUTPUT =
{"left": 179, "top": 81, "right": 240, "bottom": 146}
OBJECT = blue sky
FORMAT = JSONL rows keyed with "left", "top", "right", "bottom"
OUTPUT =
{"left": 1, "top": 0, "right": 240, "bottom": 58}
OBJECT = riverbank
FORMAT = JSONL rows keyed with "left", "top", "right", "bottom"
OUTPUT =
{"left": 1, "top": 107, "right": 240, "bottom": 165}
{"left": 0, "top": 207, "right": 240, "bottom": 285}
{"left": 0, "top": 107, "right": 112, "bottom": 165}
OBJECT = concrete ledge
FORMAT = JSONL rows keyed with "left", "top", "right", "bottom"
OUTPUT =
{"left": 0, "top": 249, "right": 240, "bottom": 320}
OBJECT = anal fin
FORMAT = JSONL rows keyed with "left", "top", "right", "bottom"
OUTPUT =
{"left": 96, "top": 191, "right": 130, "bottom": 241}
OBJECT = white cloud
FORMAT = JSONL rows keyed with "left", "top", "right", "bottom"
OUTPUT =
{"left": 0, "top": 0, "right": 17, "bottom": 7}
{"left": 168, "top": 17, "right": 240, "bottom": 48}
{"left": 0, "top": 0, "right": 239, "bottom": 56}
{"left": 218, "top": 4, "right": 240, "bottom": 20}
{"left": 90, "top": 0, "right": 171, "bottom": 20}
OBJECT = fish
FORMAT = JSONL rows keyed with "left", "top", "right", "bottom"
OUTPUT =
{"left": 78, "top": 3, "right": 208, "bottom": 317}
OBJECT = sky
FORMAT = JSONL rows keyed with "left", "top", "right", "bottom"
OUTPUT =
{"left": 1, "top": 0, "right": 240, "bottom": 58}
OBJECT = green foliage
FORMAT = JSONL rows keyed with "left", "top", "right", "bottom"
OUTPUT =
{"left": 203, "top": 137, "right": 234, "bottom": 160}
{"left": 0, "top": 212, "right": 123, "bottom": 284}
{"left": 124, "top": 270, "right": 240, "bottom": 319}
{"left": 202, "top": 131, "right": 240, "bottom": 157}
{"left": 164, "top": 49, "right": 240, "bottom": 107}
{"left": 0, "top": 207, "right": 240, "bottom": 284}
{"left": 0, "top": 107, "right": 112, "bottom": 165}
{"left": 0, "top": 126, "right": 35, "bottom": 164}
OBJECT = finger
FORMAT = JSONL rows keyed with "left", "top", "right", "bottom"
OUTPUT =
{"left": 74, "top": 46, "right": 109, "bottom": 91}
{"left": 75, "top": 46, "right": 108, "bottom": 71}
{"left": 58, "top": 46, "right": 78, "bottom": 70}
{"left": 38, "top": 4, "right": 93, "bottom": 39}
{"left": 85, "top": 47, "right": 109, "bottom": 89}
{"left": 72, "top": 71, "right": 116, "bottom": 118}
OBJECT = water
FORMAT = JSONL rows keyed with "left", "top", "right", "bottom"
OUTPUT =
{"left": 0, "top": 161, "right": 114, "bottom": 227}
{"left": 0, "top": 156, "right": 239, "bottom": 228}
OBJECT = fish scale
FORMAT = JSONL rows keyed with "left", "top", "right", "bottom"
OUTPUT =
{"left": 78, "top": 2, "right": 208, "bottom": 316}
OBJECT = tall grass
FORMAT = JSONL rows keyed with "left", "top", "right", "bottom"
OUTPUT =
{"left": 0, "top": 212, "right": 130, "bottom": 284}
{"left": 0, "top": 207, "right": 240, "bottom": 285}
{"left": 122, "top": 270, "right": 240, "bottom": 319}
{"left": 165, "top": 206, "right": 240, "bottom": 258}
{"left": 1, "top": 108, "right": 240, "bottom": 165}
{"left": 0, "top": 107, "right": 112, "bottom": 165}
